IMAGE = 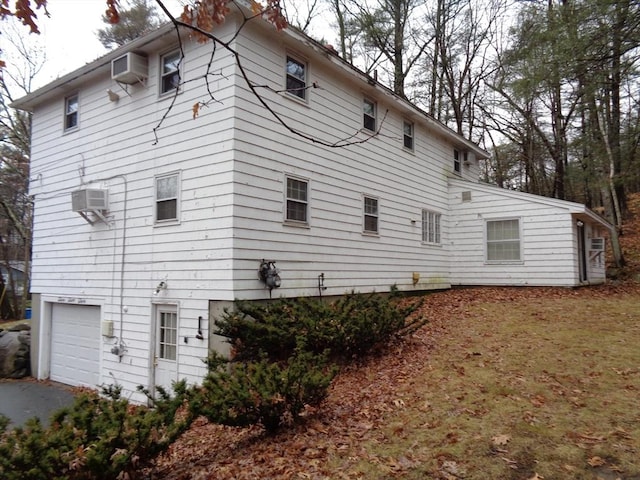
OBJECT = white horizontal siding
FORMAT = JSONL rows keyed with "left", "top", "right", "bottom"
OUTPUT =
{"left": 448, "top": 180, "right": 582, "bottom": 286}
{"left": 225, "top": 23, "right": 452, "bottom": 297}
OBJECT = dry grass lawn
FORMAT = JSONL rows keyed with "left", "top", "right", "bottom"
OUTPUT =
{"left": 337, "top": 290, "right": 640, "bottom": 479}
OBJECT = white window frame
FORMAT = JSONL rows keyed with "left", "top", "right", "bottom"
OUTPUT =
{"left": 363, "top": 195, "right": 379, "bottom": 234}
{"left": 363, "top": 97, "right": 376, "bottom": 131}
{"left": 454, "top": 149, "right": 462, "bottom": 174}
{"left": 485, "top": 218, "right": 522, "bottom": 263}
{"left": 155, "top": 171, "right": 181, "bottom": 224}
{"left": 421, "top": 210, "right": 441, "bottom": 244}
{"left": 285, "top": 55, "right": 307, "bottom": 101}
{"left": 284, "top": 175, "right": 309, "bottom": 225}
{"left": 160, "top": 50, "right": 181, "bottom": 95}
{"left": 403, "top": 120, "right": 414, "bottom": 150}
{"left": 64, "top": 94, "right": 79, "bottom": 131}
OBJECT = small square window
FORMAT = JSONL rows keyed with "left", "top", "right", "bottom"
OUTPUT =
{"left": 403, "top": 120, "right": 414, "bottom": 150}
{"left": 156, "top": 173, "right": 179, "bottom": 222}
{"left": 363, "top": 196, "right": 378, "bottom": 233}
{"left": 286, "top": 56, "right": 306, "bottom": 100}
{"left": 422, "top": 210, "right": 441, "bottom": 244}
{"left": 65, "top": 94, "right": 79, "bottom": 131}
{"left": 160, "top": 51, "right": 181, "bottom": 94}
{"left": 363, "top": 98, "right": 376, "bottom": 131}
{"left": 286, "top": 176, "right": 308, "bottom": 223}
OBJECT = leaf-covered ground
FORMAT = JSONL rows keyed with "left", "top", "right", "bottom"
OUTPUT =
{"left": 143, "top": 197, "right": 640, "bottom": 480}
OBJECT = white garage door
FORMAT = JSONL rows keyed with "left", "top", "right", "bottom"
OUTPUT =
{"left": 51, "top": 304, "right": 101, "bottom": 387}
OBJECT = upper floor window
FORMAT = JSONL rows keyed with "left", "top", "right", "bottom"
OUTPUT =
{"left": 422, "top": 210, "right": 441, "bottom": 244}
{"left": 286, "top": 56, "right": 307, "bottom": 100}
{"left": 454, "top": 149, "right": 461, "bottom": 174}
{"left": 363, "top": 98, "right": 376, "bottom": 131}
{"left": 64, "top": 94, "right": 79, "bottom": 131}
{"left": 403, "top": 120, "right": 414, "bottom": 150}
{"left": 486, "top": 218, "right": 521, "bottom": 262}
{"left": 285, "top": 176, "right": 308, "bottom": 224}
{"left": 160, "top": 50, "right": 181, "bottom": 95}
{"left": 155, "top": 172, "right": 180, "bottom": 223}
{"left": 363, "top": 196, "right": 379, "bottom": 234}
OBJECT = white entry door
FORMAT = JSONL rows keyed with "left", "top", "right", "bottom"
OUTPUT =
{"left": 153, "top": 305, "right": 178, "bottom": 394}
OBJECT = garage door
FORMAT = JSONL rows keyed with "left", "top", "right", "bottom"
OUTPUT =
{"left": 51, "top": 304, "right": 101, "bottom": 387}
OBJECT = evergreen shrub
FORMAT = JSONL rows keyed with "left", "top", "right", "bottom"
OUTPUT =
{"left": 214, "top": 287, "right": 426, "bottom": 362}
{"left": 0, "top": 383, "right": 194, "bottom": 480}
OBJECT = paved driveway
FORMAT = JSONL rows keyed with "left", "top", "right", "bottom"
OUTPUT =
{"left": 0, "top": 379, "right": 76, "bottom": 428}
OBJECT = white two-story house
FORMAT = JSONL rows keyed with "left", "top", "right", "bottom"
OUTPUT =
{"left": 13, "top": 8, "right": 610, "bottom": 400}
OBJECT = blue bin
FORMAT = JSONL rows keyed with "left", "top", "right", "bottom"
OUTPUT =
{"left": 25, "top": 308, "right": 32, "bottom": 320}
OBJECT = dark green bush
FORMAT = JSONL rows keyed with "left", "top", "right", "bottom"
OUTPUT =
{"left": 0, "top": 383, "right": 195, "bottom": 480}
{"left": 195, "top": 348, "right": 337, "bottom": 434}
{"left": 214, "top": 287, "right": 426, "bottom": 362}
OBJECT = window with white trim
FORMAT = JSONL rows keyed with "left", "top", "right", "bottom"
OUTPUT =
{"left": 285, "top": 176, "right": 308, "bottom": 223}
{"left": 363, "top": 98, "right": 376, "bottom": 131}
{"left": 155, "top": 172, "right": 180, "bottom": 223}
{"left": 403, "top": 120, "right": 414, "bottom": 150}
{"left": 64, "top": 94, "right": 79, "bottom": 131}
{"left": 160, "top": 50, "right": 181, "bottom": 94}
{"left": 363, "top": 196, "right": 378, "bottom": 233}
{"left": 285, "top": 56, "right": 307, "bottom": 100}
{"left": 422, "top": 210, "right": 441, "bottom": 244}
{"left": 486, "top": 218, "right": 521, "bottom": 261}
{"left": 158, "top": 308, "right": 178, "bottom": 361}
{"left": 454, "top": 149, "right": 461, "bottom": 174}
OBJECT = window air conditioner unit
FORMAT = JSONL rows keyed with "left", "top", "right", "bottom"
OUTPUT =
{"left": 72, "top": 189, "right": 108, "bottom": 212}
{"left": 590, "top": 238, "right": 605, "bottom": 252}
{"left": 111, "top": 52, "right": 148, "bottom": 84}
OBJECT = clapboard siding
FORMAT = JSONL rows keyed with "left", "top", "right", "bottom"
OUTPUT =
{"left": 225, "top": 22, "right": 452, "bottom": 297}
{"left": 447, "top": 179, "right": 605, "bottom": 286}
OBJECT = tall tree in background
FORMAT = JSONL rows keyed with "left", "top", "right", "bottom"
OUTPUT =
{"left": 346, "top": 0, "right": 429, "bottom": 98}
{"left": 418, "top": 0, "right": 503, "bottom": 141}
{"left": 97, "top": 0, "right": 162, "bottom": 49}
{"left": 0, "top": 23, "right": 42, "bottom": 319}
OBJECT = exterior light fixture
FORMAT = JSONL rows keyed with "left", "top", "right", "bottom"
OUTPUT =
{"left": 153, "top": 281, "right": 167, "bottom": 296}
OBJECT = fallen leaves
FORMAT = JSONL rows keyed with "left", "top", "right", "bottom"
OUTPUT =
{"left": 587, "top": 456, "right": 606, "bottom": 467}
{"left": 492, "top": 434, "right": 511, "bottom": 446}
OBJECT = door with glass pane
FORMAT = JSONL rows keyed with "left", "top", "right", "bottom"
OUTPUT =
{"left": 154, "top": 305, "right": 178, "bottom": 393}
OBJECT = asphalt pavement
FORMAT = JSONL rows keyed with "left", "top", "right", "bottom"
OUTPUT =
{"left": 0, "top": 379, "right": 76, "bottom": 428}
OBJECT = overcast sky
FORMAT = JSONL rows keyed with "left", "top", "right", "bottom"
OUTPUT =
{"left": 5, "top": 0, "right": 183, "bottom": 90}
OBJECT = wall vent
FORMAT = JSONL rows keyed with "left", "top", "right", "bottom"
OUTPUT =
{"left": 111, "top": 52, "right": 148, "bottom": 84}
{"left": 461, "top": 191, "right": 472, "bottom": 202}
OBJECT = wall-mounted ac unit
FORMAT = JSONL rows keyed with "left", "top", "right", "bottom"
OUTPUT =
{"left": 590, "top": 237, "right": 605, "bottom": 252}
{"left": 72, "top": 189, "right": 108, "bottom": 212}
{"left": 111, "top": 52, "right": 148, "bottom": 84}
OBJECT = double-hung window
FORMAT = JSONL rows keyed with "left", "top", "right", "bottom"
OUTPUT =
{"left": 363, "top": 196, "right": 379, "bottom": 234}
{"left": 486, "top": 218, "right": 521, "bottom": 262}
{"left": 403, "top": 120, "right": 414, "bottom": 150}
{"left": 286, "top": 56, "right": 307, "bottom": 100}
{"left": 285, "top": 176, "right": 308, "bottom": 224}
{"left": 155, "top": 172, "right": 180, "bottom": 223}
{"left": 454, "top": 149, "right": 461, "bottom": 174}
{"left": 160, "top": 50, "right": 181, "bottom": 95}
{"left": 363, "top": 98, "right": 376, "bottom": 131}
{"left": 422, "top": 210, "right": 441, "bottom": 244}
{"left": 64, "top": 94, "right": 79, "bottom": 131}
